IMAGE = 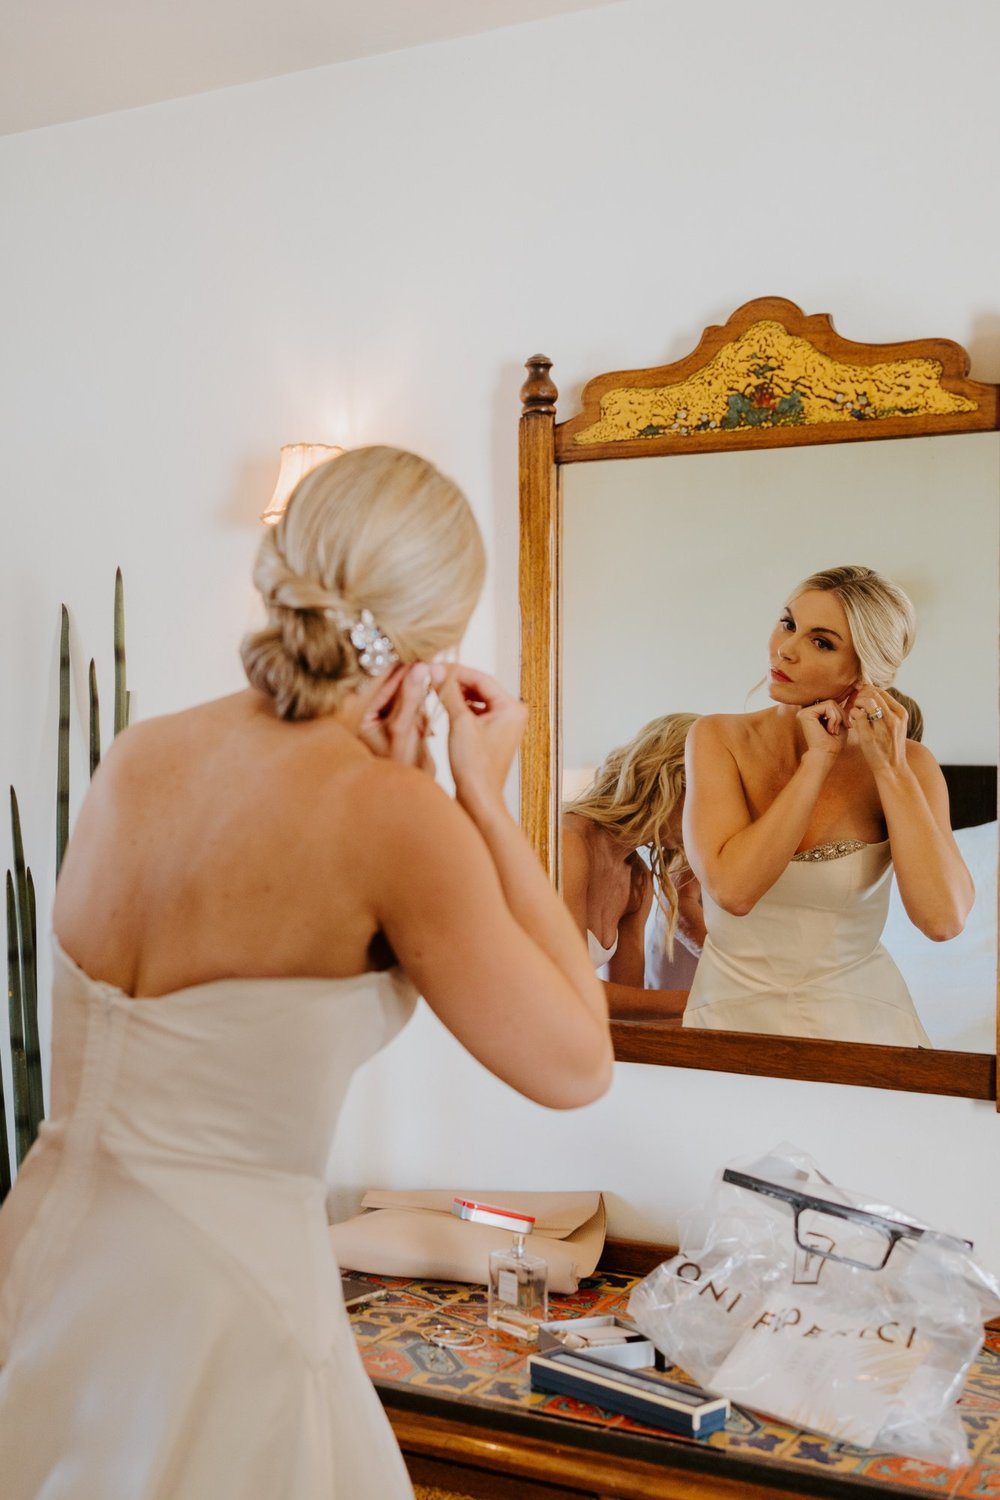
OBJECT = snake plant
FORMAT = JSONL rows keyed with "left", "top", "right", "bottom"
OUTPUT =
{"left": 56, "top": 606, "right": 70, "bottom": 875}
{"left": 6, "top": 794, "right": 42, "bottom": 1169}
{"left": 113, "top": 567, "right": 128, "bottom": 736}
{"left": 2, "top": 570, "right": 129, "bottom": 1202}
{"left": 89, "top": 660, "right": 101, "bottom": 777}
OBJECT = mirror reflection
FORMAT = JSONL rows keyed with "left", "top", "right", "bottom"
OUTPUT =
{"left": 562, "top": 712, "right": 700, "bottom": 1022}
{"left": 562, "top": 433, "right": 999, "bottom": 1050}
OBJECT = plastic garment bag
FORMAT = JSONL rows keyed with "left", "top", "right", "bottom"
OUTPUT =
{"left": 628, "top": 1144, "right": 1000, "bottom": 1465}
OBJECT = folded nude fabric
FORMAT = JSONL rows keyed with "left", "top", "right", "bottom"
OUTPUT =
{"left": 329, "top": 1189, "right": 606, "bottom": 1293}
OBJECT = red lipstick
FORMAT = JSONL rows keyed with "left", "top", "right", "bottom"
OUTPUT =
{"left": 770, "top": 668, "right": 791, "bottom": 683}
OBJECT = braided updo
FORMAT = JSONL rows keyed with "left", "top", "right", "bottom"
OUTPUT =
{"left": 241, "top": 446, "right": 485, "bottom": 720}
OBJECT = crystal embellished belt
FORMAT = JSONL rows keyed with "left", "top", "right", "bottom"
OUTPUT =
{"left": 792, "top": 839, "right": 868, "bottom": 863}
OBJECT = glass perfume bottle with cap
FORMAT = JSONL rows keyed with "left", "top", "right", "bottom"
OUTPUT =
{"left": 452, "top": 1198, "right": 548, "bottom": 1342}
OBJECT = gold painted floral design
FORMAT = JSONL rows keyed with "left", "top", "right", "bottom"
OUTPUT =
{"left": 573, "top": 321, "right": 977, "bottom": 444}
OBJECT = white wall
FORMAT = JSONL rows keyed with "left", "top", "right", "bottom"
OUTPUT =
{"left": 2, "top": 0, "right": 999, "bottom": 1268}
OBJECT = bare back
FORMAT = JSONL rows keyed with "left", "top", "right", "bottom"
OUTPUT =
{"left": 54, "top": 690, "right": 395, "bottom": 998}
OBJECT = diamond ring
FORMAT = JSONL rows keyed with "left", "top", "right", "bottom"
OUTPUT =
{"left": 867, "top": 708, "right": 884, "bottom": 722}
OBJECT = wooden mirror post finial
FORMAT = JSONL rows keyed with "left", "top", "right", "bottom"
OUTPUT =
{"left": 521, "top": 356, "right": 558, "bottom": 416}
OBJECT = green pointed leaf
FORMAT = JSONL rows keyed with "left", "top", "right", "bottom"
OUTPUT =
{"left": 113, "top": 568, "right": 127, "bottom": 736}
{"left": 0, "top": 884, "right": 12, "bottom": 1201}
{"left": 6, "top": 872, "right": 30, "bottom": 1168}
{"left": 23, "top": 869, "right": 43, "bottom": 1140}
{"left": 89, "top": 658, "right": 102, "bottom": 778}
{"left": 57, "top": 605, "right": 70, "bottom": 874}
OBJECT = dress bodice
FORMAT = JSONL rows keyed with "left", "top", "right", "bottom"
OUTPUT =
{"left": 45, "top": 936, "right": 417, "bottom": 1177}
{"left": 700, "top": 840, "right": 894, "bottom": 994}
{"left": 1, "top": 938, "right": 418, "bottom": 1355}
{"left": 684, "top": 843, "right": 931, "bottom": 1045}
{"left": 0, "top": 938, "right": 419, "bottom": 1498}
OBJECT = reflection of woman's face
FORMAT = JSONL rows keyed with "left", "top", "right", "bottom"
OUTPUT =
{"left": 768, "top": 589, "right": 861, "bottom": 706}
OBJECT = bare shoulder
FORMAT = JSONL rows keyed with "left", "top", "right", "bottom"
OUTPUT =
{"left": 903, "top": 739, "right": 948, "bottom": 792}
{"left": 687, "top": 714, "right": 725, "bottom": 751}
{"left": 75, "top": 712, "right": 177, "bottom": 802}
{"left": 88, "top": 694, "right": 249, "bottom": 776}
{"left": 561, "top": 813, "right": 592, "bottom": 857}
{"left": 558, "top": 817, "right": 591, "bottom": 924}
{"left": 689, "top": 710, "right": 767, "bottom": 753}
{"left": 345, "top": 758, "right": 474, "bottom": 854}
{"left": 904, "top": 739, "right": 941, "bottom": 773}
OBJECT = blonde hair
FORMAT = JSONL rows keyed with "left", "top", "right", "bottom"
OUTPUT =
{"left": 888, "top": 688, "right": 924, "bottom": 742}
{"left": 242, "top": 446, "right": 485, "bottom": 720}
{"left": 565, "top": 713, "right": 699, "bottom": 960}
{"left": 791, "top": 564, "right": 916, "bottom": 688}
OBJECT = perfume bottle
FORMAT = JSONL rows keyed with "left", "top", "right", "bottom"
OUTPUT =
{"left": 487, "top": 1230, "right": 548, "bottom": 1342}
{"left": 452, "top": 1197, "right": 549, "bottom": 1342}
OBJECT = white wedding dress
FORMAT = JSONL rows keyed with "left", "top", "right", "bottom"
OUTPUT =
{"left": 0, "top": 936, "right": 417, "bottom": 1499}
{"left": 683, "top": 840, "right": 932, "bottom": 1045}
{"left": 586, "top": 929, "right": 618, "bottom": 968}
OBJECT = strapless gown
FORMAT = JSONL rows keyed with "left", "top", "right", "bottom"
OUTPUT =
{"left": 0, "top": 936, "right": 418, "bottom": 1499}
{"left": 683, "top": 841, "right": 932, "bottom": 1045}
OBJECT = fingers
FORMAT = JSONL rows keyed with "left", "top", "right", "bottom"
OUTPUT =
{"left": 434, "top": 668, "right": 468, "bottom": 721}
{"left": 386, "top": 662, "right": 431, "bottom": 725}
{"left": 361, "top": 664, "right": 408, "bottom": 723}
{"left": 801, "top": 699, "right": 847, "bottom": 736}
{"left": 849, "top": 685, "right": 903, "bottom": 728}
{"left": 434, "top": 663, "right": 525, "bottom": 721}
{"left": 848, "top": 688, "right": 908, "bottom": 767}
{"left": 359, "top": 663, "right": 437, "bottom": 768}
{"left": 382, "top": 663, "right": 433, "bottom": 759}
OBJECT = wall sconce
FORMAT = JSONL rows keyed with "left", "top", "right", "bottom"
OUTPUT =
{"left": 261, "top": 443, "right": 344, "bottom": 525}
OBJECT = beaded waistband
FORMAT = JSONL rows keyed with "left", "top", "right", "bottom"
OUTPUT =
{"left": 792, "top": 839, "right": 868, "bottom": 863}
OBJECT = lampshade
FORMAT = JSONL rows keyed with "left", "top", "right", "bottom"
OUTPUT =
{"left": 261, "top": 443, "right": 343, "bottom": 524}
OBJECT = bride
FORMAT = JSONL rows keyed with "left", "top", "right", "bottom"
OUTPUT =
{"left": 0, "top": 446, "right": 612, "bottom": 1498}
{"left": 682, "top": 564, "right": 973, "bottom": 1044}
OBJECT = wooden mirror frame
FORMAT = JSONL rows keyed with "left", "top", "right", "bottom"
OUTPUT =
{"left": 518, "top": 297, "right": 1000, "bottom": 1101}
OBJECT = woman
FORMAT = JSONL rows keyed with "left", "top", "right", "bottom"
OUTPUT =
{"left": 0, "top": 447, "right": 612, "bottom": 1499}
{"left": 682, "top": 564, "right": 973, "bottom": 1043}
{"left": 562, "top": 713, "right": 704, "bottom": 1021}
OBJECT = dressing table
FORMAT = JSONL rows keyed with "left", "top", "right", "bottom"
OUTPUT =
{"left": 351, "top": 1248, "right": 1000, "bottom": 1499}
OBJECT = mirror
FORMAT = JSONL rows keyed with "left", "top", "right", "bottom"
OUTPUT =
{"left": 563, "top": 437, "right": 998, "bottom": 1052}
{"left": 518, "top": 298, "right": 1000, "bottom": 1100}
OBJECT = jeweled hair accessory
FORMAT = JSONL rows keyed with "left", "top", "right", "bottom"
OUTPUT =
{"left": 325, "top": 606, "right": 398, "bottom": 677}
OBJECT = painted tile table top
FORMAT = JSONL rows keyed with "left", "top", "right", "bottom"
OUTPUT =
{"left": 348, "top": 1268, "right": 1000, "bottom": 1499}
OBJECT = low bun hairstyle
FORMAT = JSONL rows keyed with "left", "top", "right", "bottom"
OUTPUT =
{"left": 241, "top": 446, "right": 486, "bottom": 720}
{"left": 792, "top": 564, "right": 916, "bottom": 689}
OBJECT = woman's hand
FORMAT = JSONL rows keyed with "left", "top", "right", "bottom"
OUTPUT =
{"left": 848, "top": 685, "right": 908, "bottom": 771}
{"left": 357, "top": 663, "right": 436, "bottom": 774}
{"left": 433, "top": 663, "right": 527, "bottom": 812}
{"left": 796, "top": 696, "right": 851, "bottom": 757}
